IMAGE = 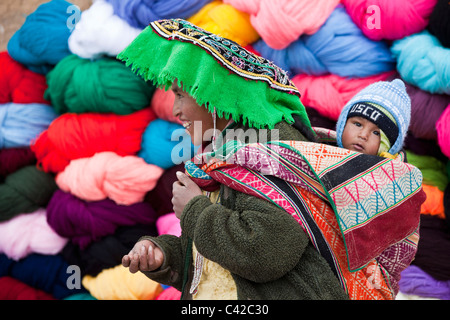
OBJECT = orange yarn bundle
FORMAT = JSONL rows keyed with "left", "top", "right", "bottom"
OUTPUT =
{"left": 55, "top": 152, "right": 164, "bottom": 205}
{"left": 420, "top": 184, "right": 445, "bottom": 219}
{"left": 188, "top": 0, "right": 260, "bottom": 47}
{"left": 31, "top": 108, "right": 156, "bottom": 173}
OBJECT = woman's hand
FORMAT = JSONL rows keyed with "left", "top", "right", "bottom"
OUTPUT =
{"left": 172, "top": 171, "right": 203, "bottom": 218}
{"left": 122, "top": 239, "right": 164, "bottom": 273}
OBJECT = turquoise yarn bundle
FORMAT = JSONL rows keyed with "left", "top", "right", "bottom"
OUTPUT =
{"left": 392, "top": 31, "right": 450, "bottom": 95}
{"left": 138, "top": 119, "right": 197, "bottom": 170}
{"left": 7, "top": 0, "right": 76, "bottom": 75}
{"left": 252, "top": 5, "right": 395, "bottom": 78}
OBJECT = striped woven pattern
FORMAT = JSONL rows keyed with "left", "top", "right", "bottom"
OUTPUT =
{"left": 186, "top": 140, "right": 426, "bottom": 299}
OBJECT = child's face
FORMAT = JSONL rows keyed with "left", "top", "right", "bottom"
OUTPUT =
{"left": 171, "top": 81, "right": 229, "bottom": 146}
{"left": 341, "top": 116, "right": 381, "bottom": 155}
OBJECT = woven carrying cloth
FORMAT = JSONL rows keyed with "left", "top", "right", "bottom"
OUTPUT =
{"left": 118, "top": 18, "right": 311, "bottom": 130}
{"left": 185, "top": 140, "right": 426, "bottom": 300}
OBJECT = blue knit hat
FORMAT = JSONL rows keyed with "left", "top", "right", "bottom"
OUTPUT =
{"left": 336, "top": 79, "right": 411, "bottom": 155}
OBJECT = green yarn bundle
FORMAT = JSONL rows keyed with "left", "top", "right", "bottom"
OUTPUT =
{"left": 406, "top": 151, "right": 449, "bottom": 191}
{"left": 0, "top": 166, "right": 58, "bottom": 222}
{"left": 45, "top": 55, "right": 156, "bottom": 115}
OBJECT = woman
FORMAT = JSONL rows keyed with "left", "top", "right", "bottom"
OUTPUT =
{"left": 120, "top": 18, "right": 347, "bottom": 300}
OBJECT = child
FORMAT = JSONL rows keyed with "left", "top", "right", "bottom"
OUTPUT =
{"left": 335, "top": 78, "right": 411, "bottom": 158}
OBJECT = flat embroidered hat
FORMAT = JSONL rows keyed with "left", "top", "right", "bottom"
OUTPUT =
{"left": 117, "top": 18, "right": 311, "bottom": 130}
{"left": 336, "top": 79, "right": 411, "bottom": 155}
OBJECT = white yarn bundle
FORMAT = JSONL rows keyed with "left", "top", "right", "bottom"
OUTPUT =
{"left": 68, "top": 0, "right": 142, "bottom": 59}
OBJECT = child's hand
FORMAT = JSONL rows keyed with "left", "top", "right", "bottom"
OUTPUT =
{"left": 172, "top": 171, "right": 202, "bottom": 219}
{"left": 122, "top": 239, "right": 164, "bottom": 273}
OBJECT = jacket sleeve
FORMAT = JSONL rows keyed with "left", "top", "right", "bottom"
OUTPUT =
{"left": 139, "top": 234, "right": 185, "bottom": 291}
{"left": 180, "top": 189, "right": 310, "bottom": 283}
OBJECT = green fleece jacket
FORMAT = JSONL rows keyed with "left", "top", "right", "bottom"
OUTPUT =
{"left": 141, "top": 121, "right": 349, "bottom": 300}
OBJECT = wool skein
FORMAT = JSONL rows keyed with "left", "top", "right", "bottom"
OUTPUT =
{"left": 0, "top": 276, "right": 56, "bottom": 300}
{"left": 0, "top": 166, "right": 57, "bottom": 222}
{"left": 406, "top": 151, "right": 449, "bottom": 191}
{"left": 188, "top": 1, "right": 259, "bottom": 47}
{"left": 252, "top": 5, "right": 396, "bottom": 78}
{"left": 399, "top": 75, "right": 450, "bottom": 141}
{"left": 0, "top": 103, "right": 57, "bottom": 149}
{"left": 399, "top": 265, "right": 450, "bottom": 300}
{"left": 420, "top": 184, "right": 445, "bottom": 219}
{"left": 68, "top": 0, "right": 142, "bottom": 59}
{"left": 342, "top": 0, "right": 437, "bottom": 41}
{"left": 139, "top": 119, "right": 197, "bottom": 169}
{"left": 0, "top": 52, "right": 48, "bottom": 104}
{"left": 391, "top": 31, "right": 450, "bottom": 95}
{"left": 105, "top": 0, "right": 213, "bottom": 29}
{"left": 223, "top": 0, "right": 340, "bottom": 49}
{"left": 0, "top": 209, "right": 68, "bottom": 261}
{"left": 82, "top": 264, "right": 163, "bottom": 300}
{"left": 150, "top": 88, "right": 181, "bottom": 124}
{"left": 0, "top": 147, "right": 36, "bottom": 179}
{"left": 55, "top": 151, "right": 164, "bottom": 205}
{"left": 0, "top": 253, "right": 87, "bottom": 299}
{"left": 6, "top": 0, "right": 75, "bottom": 75}
{"left": 291, "top": 71, "right": 394, "bottom": 121}
{"left": 45, "top": 54, "right": 156, "bottom": 115}
{"left": 436, "top": 103, "right": 450, "bottom": 159}
{"left": 46, "top": 189, "right": 158, "bottom": 249}
{"left": 30, "top": 108, "right": 156, "bottom": 173}
{"left": 156, "top": 212, "right": 181, "bottom": 237}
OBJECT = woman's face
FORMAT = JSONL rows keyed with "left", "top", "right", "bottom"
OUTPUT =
{"left": 171, "top": 81, "right": 229, "bottom": 146}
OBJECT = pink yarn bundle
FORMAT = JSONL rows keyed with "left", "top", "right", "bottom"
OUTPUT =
{"left": 292, "top": 71, "right": 394, "bottom": 121}
{"left": 0, "top": 209, "right": 68, "bottom": 261}
{"left": 223, "top": 0, "right": 340, "bottom": 49}
{"left": 150, "top": 89, "right": 181, "bottom": 124}
{"left": 156, "top": 286, "right": 182, "bottom": 300}
{"left": 342, "top": 0, "right": 438, "bottom": 40}
{"left": 156, "top": 213, "right": 181, "bottom": 237}
{"left": 436, "top": 104, "right": 450, "bottom": 159}
{"left": 55, "top": 152, "right": 164, "bottom": 205}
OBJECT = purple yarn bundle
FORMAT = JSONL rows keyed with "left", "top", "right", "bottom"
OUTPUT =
{"left": 399, "top": 265, "right": 450, "bottom": 300}
{"left": 105, "top": 0, "right": 213, "bottom": 29}
{"left": 46, "top": 190, "right": 158, "bottom": 249}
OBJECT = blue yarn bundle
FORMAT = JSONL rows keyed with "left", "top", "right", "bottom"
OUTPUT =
{"left": 391, "top": 31, "right": 450, "bottom": 95}
{"left": 138, "top": 119, "right": 198, "bottom": 170}
{"left": 7, "top": 0, "right": 76, "bottom": 75}
{"left": 252, "top": 5, "right": 396, "bottom": 78}
{"left": 105, "top": 0, "right": 213, "bottom": 29}
{"left": 0, "top": 253, "right": 87, "bottom": 299}
{"left": 0, "top": 103, "right": 57, "bottom": 149}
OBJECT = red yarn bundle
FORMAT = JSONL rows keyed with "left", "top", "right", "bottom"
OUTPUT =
{"left": 0, "top": 147, "right": 36, "bottom": 179}
{"left": 0, "top": 276, "right": 56, "bottom": 300}
{"left": 0, "top": 52, "right": 49, "bottom": 104}
{"left": 31, "top": 108, "right": 156, "bottom": 173}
